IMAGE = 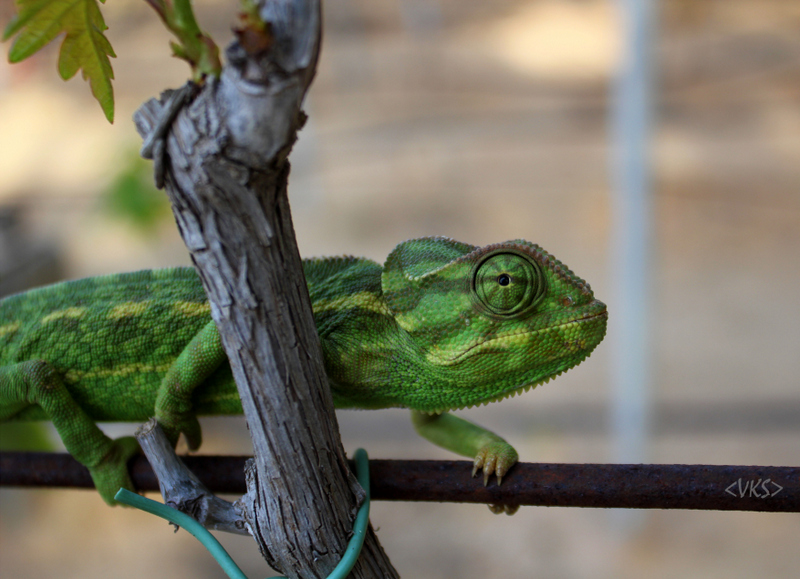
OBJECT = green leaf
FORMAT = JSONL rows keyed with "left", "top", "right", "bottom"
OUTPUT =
{"left": 4, "top": 0, "right": 116, "bottom": 122}
{"left": 101, "top": 151, "right": 171, "bottom": 234}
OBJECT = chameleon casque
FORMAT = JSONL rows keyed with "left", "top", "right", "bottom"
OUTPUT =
{"left": 0, "top": 237, "right": 607, "bottom": 505}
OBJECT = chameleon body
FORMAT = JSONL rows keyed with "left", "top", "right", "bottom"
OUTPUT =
{"left": 0, "top": 237, "right": 607, "bottom": 505}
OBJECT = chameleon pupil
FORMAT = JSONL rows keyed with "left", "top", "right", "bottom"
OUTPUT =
{"left": 498, "top": 274, "right": 511, "bottom": 286}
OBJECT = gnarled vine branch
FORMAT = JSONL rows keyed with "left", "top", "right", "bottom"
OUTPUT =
{"left": 132, "top": 0, "right": 398, "bottom": 576}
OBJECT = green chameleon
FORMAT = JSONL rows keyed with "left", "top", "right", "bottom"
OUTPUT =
{"left": 0, "top": 237, "right": 607, "bottom": 506}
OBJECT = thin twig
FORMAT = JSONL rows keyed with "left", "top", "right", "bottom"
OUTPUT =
{"left": 134, "top": 419, "right": 249, "bottom": 534}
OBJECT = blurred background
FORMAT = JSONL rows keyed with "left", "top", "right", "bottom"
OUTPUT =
{"left": 1, "top": 0, "right": 798, "bottom": 577}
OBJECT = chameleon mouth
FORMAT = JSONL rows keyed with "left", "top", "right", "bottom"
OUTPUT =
{"left": 443, "top": 300, "right": 608, "bottom": 365}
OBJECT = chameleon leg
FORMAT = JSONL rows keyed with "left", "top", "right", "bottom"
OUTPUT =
{"left": 0, "top": 360, "right": 139, "bottom": 505}
{"left": 411, "top": 410, "right": 520, "bottom": 515}
{"left": 154, "top": 320, "right": 227, "bottom": 449}
{"left": 410, "top": 410, "right": 519, "bottom": 485}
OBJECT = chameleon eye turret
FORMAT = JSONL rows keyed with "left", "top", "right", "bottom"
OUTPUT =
{"left": 472, "top": 251, "right": 546, "bottom": 317}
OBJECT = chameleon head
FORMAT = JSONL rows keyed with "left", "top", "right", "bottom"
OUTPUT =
{"left": 382, "top": 237, "right": 607, "bottom": 412}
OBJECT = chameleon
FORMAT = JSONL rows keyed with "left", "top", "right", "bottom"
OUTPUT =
{"left": 0, "top": 237, "right": 607, "bottom": 506}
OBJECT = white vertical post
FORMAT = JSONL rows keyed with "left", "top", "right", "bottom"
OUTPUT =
{"left": 610, "top": 0, "right": 657, "bottom": 501}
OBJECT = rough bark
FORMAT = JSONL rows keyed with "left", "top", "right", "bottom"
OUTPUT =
{"left": 133, "top": 1, "right": 399, "bottom": 576}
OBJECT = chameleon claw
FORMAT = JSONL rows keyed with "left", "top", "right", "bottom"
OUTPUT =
{"left": 483, "top": 466, "right": 492, "bottom": 487}
{"left": 473, "top": 441, "right": 518, "bottom": 487}
{"left": 482, "top": 455, "right": 498, "bottom": 486}
{"left": 472, "top": 456, "right": 484, "bottom": 479}
{"left": 495, "top": 460, "right": 510, "bottom": 486}
{"left": 472, "top": 454, "right": 497, "bottom": 486}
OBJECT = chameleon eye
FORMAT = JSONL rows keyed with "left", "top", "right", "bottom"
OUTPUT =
{"left": 473, "top": 252, "right": 545, "bottom": 316}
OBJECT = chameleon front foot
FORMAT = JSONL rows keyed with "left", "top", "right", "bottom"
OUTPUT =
{"left": 472, "top": 443, "right": 519, "bottom": 515}
{"left": 471, "top": 441, "right": 519, "bottom": 486}
{"left": 157, "top": 412, "right": 203, "bottom": 451}
{"left": 88, "top": 436, "right": 140, "bottom": 505}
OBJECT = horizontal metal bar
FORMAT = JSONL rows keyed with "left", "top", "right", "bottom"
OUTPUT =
{"left": 0, "top": 452, "right": 797, "bottom": 512}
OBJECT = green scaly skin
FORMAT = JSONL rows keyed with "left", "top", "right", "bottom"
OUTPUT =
{"left": 0, "top": 237, "right": 607, "bottom": 506}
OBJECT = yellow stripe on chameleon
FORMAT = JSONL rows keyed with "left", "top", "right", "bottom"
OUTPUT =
{"left": 173, "top": 301, "right": 212, "bottom": 317}
{"left": 108, "top": 301, "right": 151, "bottom": 320}
{"left": 0, "top": 321, "right": 21, "bottom": 337}
{"left": 65, "top": 362, "right": 174, "bottom": 382}
{"left": 312, "top": 291, "right": 392, "bottom": 317}
{"left": 41, "top": 307, "right": 88, "bottom": 324}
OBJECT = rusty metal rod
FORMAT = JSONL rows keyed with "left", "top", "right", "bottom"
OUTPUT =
{"left": 0, "top": 452, "right": 797, "bottom": 512}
